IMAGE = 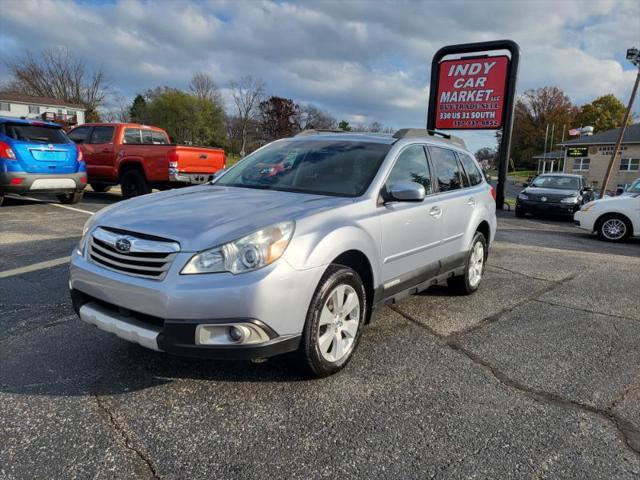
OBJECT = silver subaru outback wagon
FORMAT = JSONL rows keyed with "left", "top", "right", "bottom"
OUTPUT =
{"left": 70, "top": 129, "right": 496, "bottom": 377}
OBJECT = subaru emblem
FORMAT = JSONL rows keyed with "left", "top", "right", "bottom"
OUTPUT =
{"left": 115, "top": 238, "right": 131, "bottom": 253}
{"left": 541, "top": 196, "right": 547, "bottom": 202}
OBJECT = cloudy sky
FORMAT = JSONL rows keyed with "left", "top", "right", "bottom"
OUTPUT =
{"left": 1, "top": 0, "right": 639, "bottom": 152}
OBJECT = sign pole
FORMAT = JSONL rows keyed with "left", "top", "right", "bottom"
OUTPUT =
{"left": 427, "top": 40, "right": 520, "bottom": 210}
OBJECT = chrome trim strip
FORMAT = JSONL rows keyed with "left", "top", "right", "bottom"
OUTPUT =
{"left": 93, "top": 227, "right": 180, "bottom": 253}
{"left": 79, "top": 302, "right": 162, "bottom": 351}
{"left": 90, "top": 240, "right": 171, "bottom": 263}
{"left": 89, "top": 249, "right": 171, "bottom": 273}
{"left": 440, "top": 233, "right": 464, "bottom": 245}
{"left": 384, "top": 239, "right": 440, "bottom": 264}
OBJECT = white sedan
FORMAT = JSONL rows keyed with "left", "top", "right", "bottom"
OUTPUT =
{"left": 574, "top": 192, "right": 640, "bottom": 242}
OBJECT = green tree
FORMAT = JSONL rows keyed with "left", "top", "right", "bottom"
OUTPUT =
{"left": 145, "top": 89, "right": 226, "bottom": 146}
{"left": 129, "top": 94, "right": 148, "bottom": 124}
{"left": 510, "top": 87, "right": 578, "bottom": 169}
{"left": 575, "top": 94, "right": 631, "bottom": 133}
{"left": 338, "top": 120, "right": 351, "bottom": 131}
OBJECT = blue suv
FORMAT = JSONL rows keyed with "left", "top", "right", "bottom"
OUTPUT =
{"left": 0, "top": 117, "right": 87, "bottom": 206}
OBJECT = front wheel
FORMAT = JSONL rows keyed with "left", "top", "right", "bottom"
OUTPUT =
{"left": 57, "top": 192, "right": 83, "bottom": 204}
{"left": 448, "top": 232, "right": 487, "bottom": 295}
{"left": 597, "top": 214, "right": 631, "bottom": 242}
{"left": 299, "top": 265, "right": 366, "bottom": 378}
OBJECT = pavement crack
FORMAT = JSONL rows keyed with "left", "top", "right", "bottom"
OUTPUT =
{"left": 0, "top": 316, "right": 74, "bottom": 343}
{"left": 487, "top": 264, "right": 559, "bottom": 282}
{"left": 92, "top": 395, "right": 161, "bottom": 479}
{"left": 533, "top": 299, "right": 640, "bottom": 324}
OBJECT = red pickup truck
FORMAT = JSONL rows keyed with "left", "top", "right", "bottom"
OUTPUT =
{"left": 68, "top": 123, "right": 225, "bottom": 198}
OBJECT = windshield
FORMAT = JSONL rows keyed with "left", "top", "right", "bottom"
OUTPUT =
{"left": 215, "top": 139, "right": 391, "bottom": 197}
{"left": 531, "top": 175, "right": 581, "bottom": 190}
{"left": 627, "top": 179, "right": 640, "bottom": 194}
{"left": 4, "top": 123, "right": 71, "bottom": 144}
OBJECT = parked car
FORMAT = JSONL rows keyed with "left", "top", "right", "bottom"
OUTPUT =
{"left": 620, "top": 178, "right": 640, "bottom": 197}
{"left": 67, "top": 123, "right": 225, "bottom": 198}
{"left": 0, "top": 117, "right": 87, "bottom": 206}
{"left": 515, "top": 173, "right": 593, "bottom": 218}
{"left": 69, "top": 129, "right": 496, "bottom": 377}
{"left": 574, "top": 193, "right": 640, "bottom": 242}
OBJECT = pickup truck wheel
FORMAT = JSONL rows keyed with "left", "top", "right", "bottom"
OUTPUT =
{"left": 447, "top": 232, "right": 487, "bottom": 295}
{"left": 90, "top": 183, "right": 111, "bottom": 193}
{"left": 299, "top": 265, "right": 366, "bottom": 378}
{"left": 121, "top": 170, "right": 150, "bottom": 199}
{"left": 57, "top": 192, "right": 84, "bottom": 204}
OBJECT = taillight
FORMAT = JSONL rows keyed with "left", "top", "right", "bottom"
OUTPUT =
{"left": 10, "top": 177, "right": 24, "bottom": 185}
{"left": 76, "top": 146, "right": 83, "bottom": 162}
{"left": 168, "top": 149, "right": 178, "bottom": 165}
{"left": 490, "top": 185, "right": 496, "bottom": 200}
{"left": 0, "top": 141, "right": 16, "bottom": 160}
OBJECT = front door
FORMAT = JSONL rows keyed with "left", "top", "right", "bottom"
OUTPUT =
{"left": 379, "top": 144, "right": 442, "bottom": 294}
{"left": 85, "top": 126, "right": 115, "bottom": 179}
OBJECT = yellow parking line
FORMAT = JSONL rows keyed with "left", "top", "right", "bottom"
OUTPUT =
{"left": 0, "top": 256, "right": 70, "bottom": 279}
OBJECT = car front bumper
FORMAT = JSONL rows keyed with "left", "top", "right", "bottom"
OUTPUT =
{"left": 573, "top": 209, "right": 595, "bottom": 232}
{"left": 516, "top": 199, "right": 579, "bottom": 216}
{"left": 0, "top": 171, "right": 87, "bottom": 194}
{"left": 69, "top": 248, "right": 325, "bottom": 359}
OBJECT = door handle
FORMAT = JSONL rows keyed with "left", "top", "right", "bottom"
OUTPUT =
{"left": 429, "top": 206, "right": 442, "bottom": 218}
{"left": 467, "top": 197, "right": 476, "bottom": 207}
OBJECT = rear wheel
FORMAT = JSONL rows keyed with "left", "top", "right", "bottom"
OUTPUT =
{"left": 90, "top": 183, "right": 111, "bottom": 193}
{"left": 448, "top": 232, "right": 487, "bottom": 295}
{"left": 299, "top": 265, "right": 366, "bottom": 378}
{"left": 597, "top": 214, "right": 631, "bottom": 242}
{"left": 120, "top": 169, "right": 150, "bottom": 199}
{"left": 57, "top": 192, "right": 83, "bottom": 204}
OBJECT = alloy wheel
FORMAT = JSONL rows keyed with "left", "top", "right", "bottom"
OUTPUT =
{"left": 468, "top": 241, "right": 484, "bottom": 288}
{"left": 602, "top": 218, "right": 627, "bottom": 240}
{"left": 317, "top": 284, "right": 360, "bottom": 363}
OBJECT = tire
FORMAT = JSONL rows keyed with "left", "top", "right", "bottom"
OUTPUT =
{"left": 120, "top": 169, "right": 150, "bottom": 199}
{"left": 596, "top": 213, "right": 632, "bottom": 242}
{"left": 90, "top": 183, "right": 111, "bottom": 193}
{"left": 0, "top": 194, "right": 4, "bottom": 207}
{"left": 448, "top": 232, "right": 487, "bottom": 295}
{"left": 57, "top": 191, "right": 83, "bottom": 204}
{"left": 299, "top": 265, "right": 366, "bottom": 378}
{"left": 515, "top": 207, "right": 525, "bottom": 218}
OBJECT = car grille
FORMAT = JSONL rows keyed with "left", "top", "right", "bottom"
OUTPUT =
{"left": 88, "top": 227, "right": 180, "bottom": 280}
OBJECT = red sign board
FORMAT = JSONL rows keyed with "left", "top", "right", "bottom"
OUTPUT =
{"left": 434, "top": 55, "right": 509, "bottom": 130}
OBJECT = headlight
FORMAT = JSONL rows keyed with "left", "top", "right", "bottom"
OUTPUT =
{"left": 561, "top": 195, "right": 580, "bottom": 204}
{"left": 517, "top": 193, "right": 528, "bottom": 200}
{"left": 76, "top": 218, "right": 93, "bottom": 255}
{"left": 181, "top": 221, "right": 295, "bottom": 274}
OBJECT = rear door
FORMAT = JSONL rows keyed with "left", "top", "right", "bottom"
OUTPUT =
{"left": 5, "top": 122, "right": 78, "bottom": 174}
{"left": 427, "top": 146, "right": 474, "bottom": 267}
{"left": 379, "top": 144, "right": 441, "bottom": 292}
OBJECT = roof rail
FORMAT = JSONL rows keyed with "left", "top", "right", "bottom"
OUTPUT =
{"left": 295, "top": 129, "right": 347, "bottom": 137}
{"left": 392, "top": 129, "right": 467, "bottom": 149}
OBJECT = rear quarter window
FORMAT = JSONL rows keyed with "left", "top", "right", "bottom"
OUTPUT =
{"left": 458, "top": 153, "right": 484, "bottom": 186}
{"left": 429, "top": 146, "right": 463, "bottom": 192}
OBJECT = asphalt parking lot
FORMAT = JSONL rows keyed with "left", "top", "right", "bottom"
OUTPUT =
{"left": 1, "top": 190, "right": 639, "bottom": 479}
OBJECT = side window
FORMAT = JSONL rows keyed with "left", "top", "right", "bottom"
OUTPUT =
{"left": 151, "top": 131, "right": 169, "bottom": 144}
{"left": 429, "top": 146, "right": 463, "bottom": 192}
{"left": 68, "top": 126, "right": 92, "bottom": 144}
{"left": 89, "top": 126, "right": 114, "bottom": 144}
{"left": 385, "top": 144, "right": 432, "bottom": 194}
{"left": 123, "top": 128, "right": 142, "bottom": 144}
{"left": 458, "top": 153, "right": 484, "bottom": 186}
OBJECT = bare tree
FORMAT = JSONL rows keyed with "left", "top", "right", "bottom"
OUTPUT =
{"left": 3, "top": 48, "right": 108, "bottom": 121}
{"left": 229, "top": 75, "right": 265, "bottom": 156}
{"left": 101, "top": 94, "right": 131, "bottom": 123}
{"left": 298, "top": 104, "right": 337, "bottom": 130}
{"left": 189, "top": 72, "right": 222, "bottom": 105}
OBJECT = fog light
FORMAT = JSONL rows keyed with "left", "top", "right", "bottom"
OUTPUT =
{"left": 195, "top": 323, "right": 272, "bottom": 346}
{"left": 229, "top": 325, "right": 250, "bottom": 343}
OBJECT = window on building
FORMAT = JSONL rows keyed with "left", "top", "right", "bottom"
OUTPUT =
{"left": 620, "top": 158, "right": 640, "bottom": 172}
{"left": 67, "top": 110, "right": 75, "bottom": 116}
{"left": 0, "top": 102, "right": 10, "bottom": 111}
{"left": 28, "top": 105, "right": 40, "bottom": 114}
{"left": 429, "top": 146, "right": 463, "bottom": 192}
{"left": 572, "top": 158, "right": 590, "bottom": 171}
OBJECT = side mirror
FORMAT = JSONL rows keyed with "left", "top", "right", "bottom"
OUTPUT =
{"left": 208, "top": 169, "right": 225, "bottom": 182}
{"left": 386, "top": 181, "right": 425, "bottom": 202}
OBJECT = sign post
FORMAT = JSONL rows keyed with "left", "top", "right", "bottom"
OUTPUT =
{"left": 427, "top": 40, "right": 520, "bottom": 210}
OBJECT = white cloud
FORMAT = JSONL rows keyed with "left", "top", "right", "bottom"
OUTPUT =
{"left": 1, "top": 0, "right": 638, "bottom": 154}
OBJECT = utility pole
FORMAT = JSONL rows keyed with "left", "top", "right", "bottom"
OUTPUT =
{"left": 600, "top": 48, "right": 640, "bottom": 198}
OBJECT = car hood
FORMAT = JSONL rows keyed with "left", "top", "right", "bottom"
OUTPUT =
{"left": 587, "top": 195, "right": 638, "bottom": 209}
{"left": 521, "top": 187, "right": 579, "bottom": 197}
{"left": 93, "top": 185, "right": 350, "bottom": 252}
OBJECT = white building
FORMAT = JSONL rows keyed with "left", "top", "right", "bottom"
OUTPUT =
{"left": 0, "top": 92, "right": 86, "bottom": 126}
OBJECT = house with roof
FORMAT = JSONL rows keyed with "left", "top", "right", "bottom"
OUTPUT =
{"left": 0, "top": 92, "right": 86, "bottom": 127}
{"left": 556, "top": 123, "right": 640, "bottom": 190}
